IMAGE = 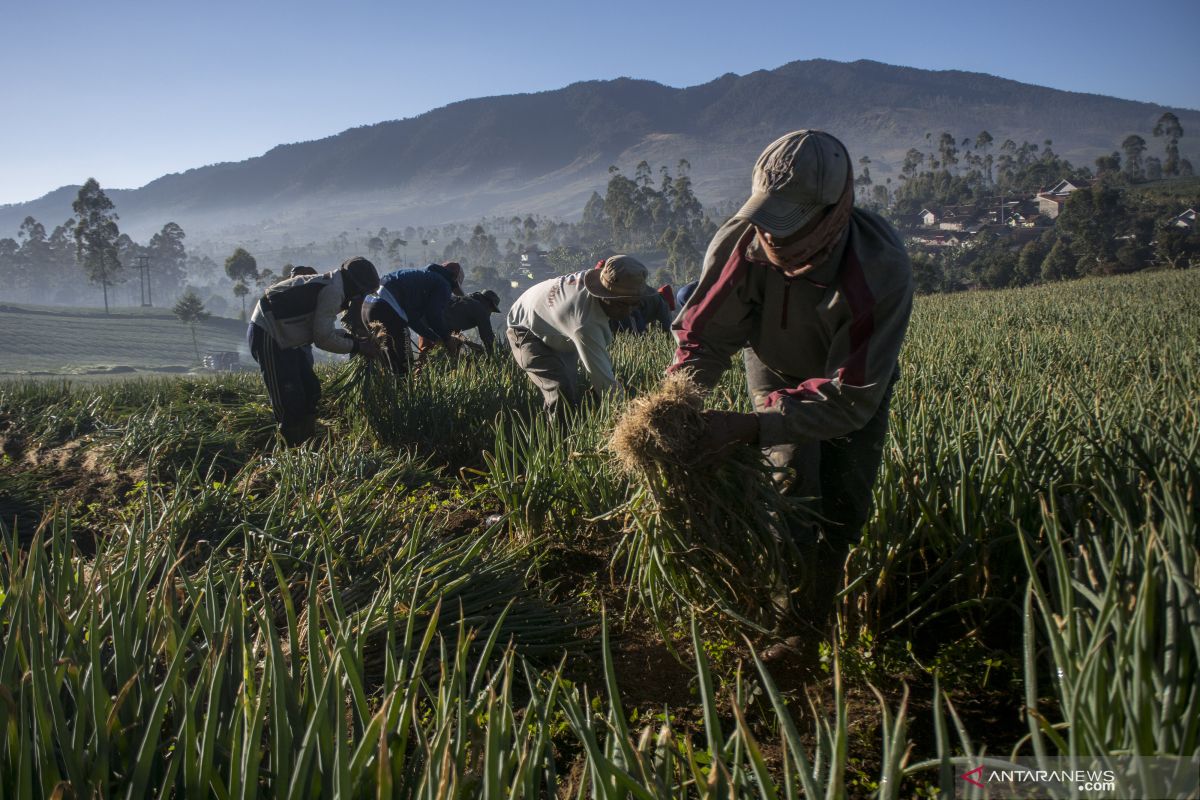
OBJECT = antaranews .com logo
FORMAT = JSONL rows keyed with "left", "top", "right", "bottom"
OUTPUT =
{"left": 954, "top": 756, "right": 1198, "bottom": 798}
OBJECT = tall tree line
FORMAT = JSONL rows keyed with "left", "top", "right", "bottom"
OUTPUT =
{"left": 0, "top": 179, "right": 191, "bottom": 309}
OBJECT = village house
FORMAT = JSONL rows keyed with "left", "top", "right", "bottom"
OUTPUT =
{"left": 1167, "top": 208, "right": 1196, "bottom": 229}
{"left": 980, "top": 198, "right": 1044, "bottom": 228}
{"left": 1035, "top": 178, "right": 1091, "bottom": 220}
{"left": 1005, "top": 210, "right": 1043, "bottom": 228}
{"left": 982, "top": 200, "right": 1018, "bottom": 225}
{"left": 892, "top": 212, "right": 924, "bottom": 230}
{"left": 937, "top": 205, "right": 980, "bottom": 231}
{"left": 910, "top": 231, "right": 966, "bottom": 248}
{"left": 899, "top": 175, "right": 1091, "bottom": 253}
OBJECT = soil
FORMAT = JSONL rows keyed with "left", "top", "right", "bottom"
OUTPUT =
{"left": 0, "top": 432, "right": 141, "bottom": 554}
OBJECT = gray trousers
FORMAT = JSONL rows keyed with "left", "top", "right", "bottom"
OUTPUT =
{"left": 507, "top": 327, "right": 581, "bottom": 414}
{"left": 744, "top": 349, "right": 895, "bottom": 550}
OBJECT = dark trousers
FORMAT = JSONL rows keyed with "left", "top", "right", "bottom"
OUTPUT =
{"left": 362, "top": 298, "right": 412, "bottom": 375}
{"left": 506, "top": 326, "right": 581, "bottom": 415}
{"left": 743, "top": 349, "right": 896, "bottom": 550}
{"left": 248, "top": 324, "right": 321, "bottom": 446}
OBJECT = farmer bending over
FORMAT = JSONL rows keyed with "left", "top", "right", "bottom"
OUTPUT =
{"left": 612, "top": 287, "right": 673, "bottom": 335}
{"left": 637, "top": 286, "right": 674, "bottom": 332}
{"left": 668, "top": 130, "right": 914, "bottom": 620}
{"left": 417, "top": 289, "right": 503, "bottom": 358}
{"left": 248, "top": 256, "right": 381, "bottom": 445}
{"left": 508, "top": 256, "right": 654, "bottom": 416}
{"left": 282, "top": 264, "right": 318, "bottom": 365}
{"left": 360, "top": 261, "right": 464, "bottom": 373}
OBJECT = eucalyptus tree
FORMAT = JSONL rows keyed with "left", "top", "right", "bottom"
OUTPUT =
{"left": 1153, "top": 112, "right": 1184, "bottom": 176}
{"left": 172, "top": 289, "right": 210, "bottom": 362}
{"left": 1121, "top": 135, "right": 1147, "bottom": 180}
{"left": 72, "top": 178, "right": 123, "bottom": 313}
{"left": 148, "top": 221, "right": 188, "bottom": 301}
{"left": 975, "top": 130, "right": 994, "bottom": 183}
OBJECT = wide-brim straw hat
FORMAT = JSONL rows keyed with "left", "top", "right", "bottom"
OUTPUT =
{"left": 584, "top": 255, "right": 656, "bottom": 300}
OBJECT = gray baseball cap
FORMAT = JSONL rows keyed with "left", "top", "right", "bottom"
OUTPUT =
{"left": 733, "top": 130, "right": 850, "bottom": 237}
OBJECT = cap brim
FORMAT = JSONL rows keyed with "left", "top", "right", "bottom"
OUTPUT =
{"left": 734, "top": 191, "right": 825, "bottom": 238}
{"left": 583, "top": 269, "right": 655, "bottom": 300}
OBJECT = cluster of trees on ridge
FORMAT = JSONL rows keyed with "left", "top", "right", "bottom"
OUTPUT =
{"left": 855, "top": 112, "right": 1198, "bottom": 291}
{"left": 1, "top": 114, "right": 1197, "bottom": 316}
{"left": 0, "top": 160, "right": 718, "bottom": 315}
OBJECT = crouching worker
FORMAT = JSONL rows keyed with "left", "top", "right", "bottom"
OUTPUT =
{"left": 669, "top": 130, "right": 914, "bottom": 621}
{"left": 507, "top": 255, "right": 654, "bottom": 416}
{"left": 361, "top": 261, "right": 463, "bottom": 374}
{"left": 636, "top": 287, "right": 673, "bottom": 332}
{"left": 248, "top": 256, "right": 382, "bottom": 445}
{"left": 417, "top": 289, "right": 503, "bottom": 359}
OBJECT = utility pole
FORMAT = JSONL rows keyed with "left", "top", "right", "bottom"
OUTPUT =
{"left": 136, "top": 255, "right": 152, "bottom": 306}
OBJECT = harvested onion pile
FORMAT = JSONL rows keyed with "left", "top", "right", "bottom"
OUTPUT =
{"left": 609, "top": 373, "right": 810, "bottom": 631}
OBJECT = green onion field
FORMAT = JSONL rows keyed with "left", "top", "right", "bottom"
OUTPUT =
{"left": 1, "top": 269, "right": 1197, "bottom": 797}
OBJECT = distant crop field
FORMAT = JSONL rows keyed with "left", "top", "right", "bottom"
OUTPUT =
{"left": 0, "top": 303, "right": 248, "bottom": 375}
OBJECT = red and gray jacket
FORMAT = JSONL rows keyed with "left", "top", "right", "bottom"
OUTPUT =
{"left": 668, "top": 210, "right": 913, "bottom": 447}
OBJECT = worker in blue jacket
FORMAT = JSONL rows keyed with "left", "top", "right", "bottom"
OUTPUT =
{"left": 360, "top": 261, "right": 463, "bottom": 373}
{"left": 675, "top": 280, "right": 699, "bottom": 310}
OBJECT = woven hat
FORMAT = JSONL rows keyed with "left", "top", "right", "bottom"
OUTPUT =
{"left": 583, "top": 255, "right": 655, "bottom": 300}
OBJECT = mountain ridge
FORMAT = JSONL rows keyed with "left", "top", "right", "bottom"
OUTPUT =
{"left": 3, "top": 58, "right": 1196, "bottom": 244}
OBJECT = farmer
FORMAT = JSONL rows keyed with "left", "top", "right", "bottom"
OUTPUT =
{"left": 360, "top": 261, "right": 463, "bottom": 373}
{"left": 668, "top": 130, "right": 914, "bottom": 621}
{"left": 609, "top": 283, "right": 671, "bottom": 335}
{"left": 248, "top": 256, "right": 381, "bottom": 445}
{"left": 282, "top": 265, "right": 318, "bottom": 365}
{"left": 659, "top": 284, "right": 676, "bottom": 315}
{"left": 636, "top": 287, "right": 673, "bottom": 332}
{"left": 610, "top": 307, "right": 643, "bottom": 335}
{"left": 675, "top": 280, "right": 699, "bottom": 310}
{"left": 417, "top": 289, "right": 502, "bottom": 357}
{"left": 507, "top": 255, "right": 654, "bottom": 415}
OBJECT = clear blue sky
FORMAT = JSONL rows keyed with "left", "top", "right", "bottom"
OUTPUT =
{"left": 1, "top": 0, "right": 1196, "bottom": 206}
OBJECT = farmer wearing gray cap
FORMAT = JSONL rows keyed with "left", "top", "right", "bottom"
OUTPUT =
{"left": 668, "top": 130, "right": 913, "bottom": 621}
{"left": 248, "top": 256, "right": 382, "bottom": 445}
{"left": 508, "top": 255, "right": 655, "bottom": 415}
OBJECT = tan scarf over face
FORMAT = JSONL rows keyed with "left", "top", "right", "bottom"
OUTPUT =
{"left": 754, "top": 172, "right": 855, "bottom": 277}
